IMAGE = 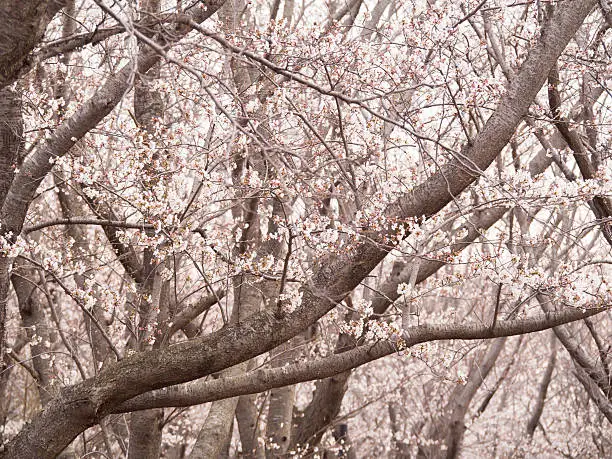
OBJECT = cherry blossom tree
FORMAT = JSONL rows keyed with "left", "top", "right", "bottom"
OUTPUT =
{"left": 0, "top": 0, "right": 611, "bottom": 457}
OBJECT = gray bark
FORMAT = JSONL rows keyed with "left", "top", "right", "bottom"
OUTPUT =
{"left": 11, "top": 260, "right": 57, "bottom": 406}
{"left": 291, "top": 354, "right": 351, "bottom": 450}
{"left": 0, "top": 85, "right": 23, "bottom": 384}
{"left": 265, "top": 339, "right": 300, "bottom": 457}
{"left": 265, "top": 385, "right": 295, "bottom": 457}
{"left": 123, "top": 65, "right": 164, "bottom": 459}
{"left": 236, "top": 394, "right": 264, "bottom": 458}
{"left": 0, "top": 87, "right": 22, "bottom": 207}
{"left": 359, "top": 0, "right": 392, "bottom": 39}
{"left": 189, "top": 396, "right": 237, "bottom": 458}
{"left": 127, "top": 0, "right": 166, "bottom": 453}
{"left": 127, "top": 409, "right": 164, "bottom": 459}
{"left": 0, "top": 0, "right": 67, "bottom": 89}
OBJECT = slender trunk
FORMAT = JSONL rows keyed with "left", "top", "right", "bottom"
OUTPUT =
{"left": 526, "top": 332, "right": 556, "bottom": 438}
{"left": 12, "top": 260, "right": 57, "bottom": 406}
{"left": 127, "top": 409, "right": 164, "bottom": 459}
{"left": 189, "top": 395, "right": 238, "bottom": 458}
{"left": 189, "top": 269, "right": 262, "bottom": 457}
{"left": 359, "top": 0, "right": 392, "bottom": 39}
{"left": 0, "top": 86, "right": 22, "bottom": 380}
{"left": 266, "top": 384, "right": 295, "bottom": 457}
{"left": 265, "top": 339, "right": 300, "bottom": 457}
{"left": 236, "top": 394, "right": 265, "bottom": 458}
{"left": 475, "top": 336, "right": 523, "bottom": 417}
{"left": 126, "top": 1, "right": 167, "bottom": 455}
{"left": 418, "top": 338, "right": 507, "bottom": 458}
{"left": 291, "top": 371, "right": 351, "bottom": 450}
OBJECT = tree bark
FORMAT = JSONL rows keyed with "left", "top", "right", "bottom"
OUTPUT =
{"left": 127, "top": 0, "right": 166, "bottom": 454}
{"left": 113, "top": 308, "right": 604, "bottom": 414}
{"left": 265, "top": 339, "right": 300, "bottom": 457}
{"left": 127, "top": 409, "right": 164, "bottom": 459}
{"left": 0, "top": 0, "right": 67, "bottom": 89}
{"left": 0, "top": 84, "right": 23, "bottom": 392}
{"left": 236, "top": 394, "right": 264, "bottom": 458}
{"left": 189, "top": 395, "right": 237, "bottom": 458}
{"left": 12, "top": 260, "right": 57, "bottom": 406}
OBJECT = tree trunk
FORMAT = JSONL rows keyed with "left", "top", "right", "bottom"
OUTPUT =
{"left": 12, "top": 259, "right": 57, "bottom": 406}
{"left": 126, "top": 0, "right": 167, "bottom": 454}
{"left": 418, "top": 338, "right": 507, "bottom": 458}
{"left": 526, "top": 332, "right": 556, "bottom": 438}
{"left": 127, "top": 409, "right": 164, "bottom": 459}
{"left": 0, "top": 0, "right": 67, "bottom": 89}
{"left": 265, "top": 338, "right": 302, "bottom": 457}
{"left": 0, "top": 85, "right": 22, "bottom": 381}
{"left": 236, "top": 394, "right": 264, "bottom": 458}
{"left": 189, "top": 395, "right": 237, "bottom": 459}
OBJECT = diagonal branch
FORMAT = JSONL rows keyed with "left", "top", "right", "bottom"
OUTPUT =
{"left": 114, "top": 306, "right": 608, "bottom": 413}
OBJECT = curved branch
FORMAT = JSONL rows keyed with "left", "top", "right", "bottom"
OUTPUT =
{"left": 114, "top": 306, "right": 608, "bottom": 413}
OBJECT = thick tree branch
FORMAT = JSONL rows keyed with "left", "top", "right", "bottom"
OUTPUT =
{"left": 0, "top": 0, "right": 67, "bottom": 89}
{"left": 114, "top": 307, "right": 608, "bottom": 413}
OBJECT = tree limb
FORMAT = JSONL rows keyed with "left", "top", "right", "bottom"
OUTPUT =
{"left": 114, "top": 306, "right": 608, "bottom": 413}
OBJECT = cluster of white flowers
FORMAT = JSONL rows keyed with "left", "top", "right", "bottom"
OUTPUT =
{"left": 0, "top": 232, "right": 27, "bottom": 258}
